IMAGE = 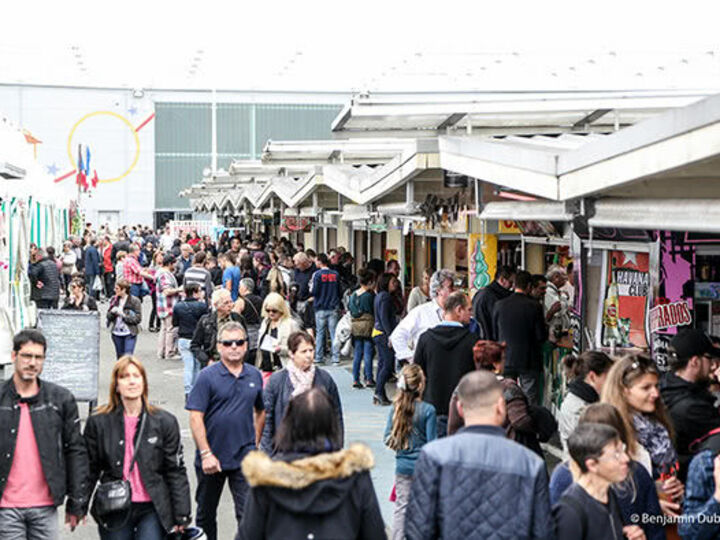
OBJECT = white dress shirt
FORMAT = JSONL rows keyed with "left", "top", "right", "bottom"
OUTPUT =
{"left": 389, "top": 300, "right": 444, "bottom": 361}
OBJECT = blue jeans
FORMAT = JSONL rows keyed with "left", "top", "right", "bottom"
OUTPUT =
{"left": 314, "top": 309, "right": 339, "bottom": 364}
{"left": 179, "top": 338, "right": 198, "bottom": 394}
{"left": 196, "top": 454, "right": 251, "bottom": 540}
{"left": 352, "top": 337, "right": 374, "bottom": 383}
{"left": 129, "top": 283, "right": 144, "bottom": 300}
{"left": 111, "top": 334, "right": 137, "bottom": 359}
{"left": 98, "top": 502, "right": 164, "bottom": 540}
{"left": 373, "top": 333, "right": 395, "bottom": 399}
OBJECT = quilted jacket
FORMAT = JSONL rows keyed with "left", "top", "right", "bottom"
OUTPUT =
{"left": 404, "top": 424, "right": 555, "bottom": 540}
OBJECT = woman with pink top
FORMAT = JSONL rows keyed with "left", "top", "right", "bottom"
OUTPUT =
{"left": 84, "top": 356, "right": 191, "bottom": 539}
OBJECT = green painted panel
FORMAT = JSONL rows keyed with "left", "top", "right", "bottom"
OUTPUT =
{"left": 155, "top": 102, "right": 342, "bottom": 209}
{"left": 155, "top": 155, "right": 210, "bottom": 209}
{"left": 254, "top": 104, "right": 342, "bottom": 154}
{"left": 217, "top": 104, "right": 252, "bottom": 157}
{"left": 155, "top": 103, "right": 211, "bottom": 154}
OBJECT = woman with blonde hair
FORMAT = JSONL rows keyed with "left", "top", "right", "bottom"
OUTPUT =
{"left": 256, "top": 292, "right": 300, "bottom": 383}
{"left": 602, "top": 353, "right": 684, "bottom": 517}
{"left": 384, "top": 364, "right": 436, "bottom": 540}
{"left": 84, "top": 356, "right": 191, "bottom": 538}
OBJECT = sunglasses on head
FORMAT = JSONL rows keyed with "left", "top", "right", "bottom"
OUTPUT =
{"left": 220, "top": 339, "right": 247, "bottom": 347}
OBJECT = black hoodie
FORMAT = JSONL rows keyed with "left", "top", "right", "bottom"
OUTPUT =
{"left": 660, "top": 371, "right": 720, "bottom": 477}
{"left": 238, "top": 444, "right": 386, "bottom": 540}
{"left": 414, "top": 323, "right": 477, "bottom": 415}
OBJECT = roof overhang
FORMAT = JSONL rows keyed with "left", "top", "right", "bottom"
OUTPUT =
{"left": 589, "top": 198, "right": 720, "bottom": 233}
{"left": 332, "top": 91, "right": 710, "bottom": 135}
{"left": 479, "top": 201, "right": 573, "bottom": 222}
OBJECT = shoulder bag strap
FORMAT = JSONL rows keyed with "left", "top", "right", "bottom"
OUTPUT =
{"left": 128, "top": 409, "right": 147, "bottom": 473}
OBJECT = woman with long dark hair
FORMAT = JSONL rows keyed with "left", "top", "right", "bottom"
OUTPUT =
{"left": 559, "top": 351, "right": 614, "bottom": 455}
{"left": 239, "top": 388, "right": 385, "bottom": 539}
{"left": 84, "top": 356, "right": 191, "bottom": 539}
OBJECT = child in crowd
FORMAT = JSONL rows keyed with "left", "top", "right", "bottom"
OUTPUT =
{"left": 384, "top": 364, "right": 436, "bottom": 540}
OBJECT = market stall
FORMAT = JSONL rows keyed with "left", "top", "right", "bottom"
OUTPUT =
{"left": 0, "top": 117, "right": 71, "bottom": 361}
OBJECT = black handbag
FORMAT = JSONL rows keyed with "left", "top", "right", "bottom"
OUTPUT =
{"left": 90, "top": 410, "right": 147, "bottom": 531}
{"left": 528, "top": 404, "right": 558, "bottom": 443}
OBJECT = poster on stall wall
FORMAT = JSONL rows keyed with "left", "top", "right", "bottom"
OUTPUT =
{"left": 600, "top": 250, "right": 650, "bottom": 349}
{"left": 468, "top": 234, "right": 497, "bottom": 296}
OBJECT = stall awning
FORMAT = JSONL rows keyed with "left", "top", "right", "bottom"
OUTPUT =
{"left": 589, "top": 199, "right": 720, "bottom": 233}
{"left": 0, "top": 162, "right": 25, "bottom": 179}
{"left": 479, "top": 201, "right": 573, "bottom": 222}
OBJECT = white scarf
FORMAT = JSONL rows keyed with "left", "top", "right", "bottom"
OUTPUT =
{"left": 287, "top": 361, "right": 316, "bottom": 397}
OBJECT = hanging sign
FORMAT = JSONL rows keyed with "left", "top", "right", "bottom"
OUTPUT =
{"left": 649, "top": 300, "right": 692, "bottom": 333}
{"left": 499, "top": 220, "right": 521, "bottom": 234}
{"left": 280, "top": 216, "right": 314, "bottom": 233}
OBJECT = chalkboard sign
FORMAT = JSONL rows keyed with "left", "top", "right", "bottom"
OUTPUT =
{"left": 36, "top": 310, "right": 100, "bottom": 402}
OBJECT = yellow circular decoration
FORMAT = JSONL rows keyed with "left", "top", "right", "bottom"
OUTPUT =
{"left": 66, "top": 110, "right": 141, "bottom": 184}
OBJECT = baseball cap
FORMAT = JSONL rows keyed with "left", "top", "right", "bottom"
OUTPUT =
{"left": 670, "top": 329, "right": 720, "bottom": 360}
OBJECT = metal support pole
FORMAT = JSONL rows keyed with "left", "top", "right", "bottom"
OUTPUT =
{"left": 406, "top": 180, "right": 414, "bottom": 205}
{"left": 211, "top": 88, "right": 217, "bottom": 173}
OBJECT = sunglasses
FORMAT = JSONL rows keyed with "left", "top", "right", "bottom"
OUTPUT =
{"left": 266, "top": 308, "right": 280, "bottom": 314}
{"left": 220, "top": 339, "right": 247, "bottom": 347}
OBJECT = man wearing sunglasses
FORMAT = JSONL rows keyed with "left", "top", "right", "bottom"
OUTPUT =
{"left": 187, "top": 321, "right": 265, "bottom": 540}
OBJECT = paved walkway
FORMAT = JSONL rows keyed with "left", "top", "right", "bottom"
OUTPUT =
{"left": 59, "top": 302, "right": 396, "bottom": 538}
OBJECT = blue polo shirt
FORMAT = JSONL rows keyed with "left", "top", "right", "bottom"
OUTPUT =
{"left": 186, "top": 361, "right": 263, "bottom": 469}
{"left": 222, "top": 265, "right": 241, "bottom": 301}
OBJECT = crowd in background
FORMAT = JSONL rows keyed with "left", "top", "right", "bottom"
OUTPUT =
{"left": 10, "top": 221, "right": 720, "bottom": 540}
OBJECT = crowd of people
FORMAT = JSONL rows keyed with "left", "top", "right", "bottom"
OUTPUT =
{"left": 7, "top": 222, "right": 720, "bottom": 539}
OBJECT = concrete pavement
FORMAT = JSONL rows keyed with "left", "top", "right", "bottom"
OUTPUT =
{"left": 59, "top": 301, "right": 397, "bottom": 539}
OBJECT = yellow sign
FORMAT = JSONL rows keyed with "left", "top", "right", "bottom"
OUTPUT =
{"left": 66, "top": 111, "right": 141, "bottom": 184}
{"left": 499, "top": 220, "right": 521, "bottom": 234}
{"left": 468, "top": 233, "right": 497, "bottom": 295}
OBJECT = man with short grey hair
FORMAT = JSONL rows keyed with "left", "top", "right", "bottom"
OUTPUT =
{"left": 405, "top": 370, "right": 554, "bottom": 540}
{"left": 544, "top": 264, "right": 569, "bottom": 341}
{"left": 390, "top": 269, "right": 456, "bottom": 362}
{"left": 236, "top": 278, "right": 263, "bottom": 362}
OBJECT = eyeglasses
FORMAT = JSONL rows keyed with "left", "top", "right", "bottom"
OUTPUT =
{"left": 266, "top": 308, "right": 280, "bottom": 314}
{"left": 18, "top": 353, "right": 45, "bottom": 361}
{"left": 597, "top": 443, "right": 628, "bottom": 462}
{"left": 220, "top": 339, "right": 247, "bottom": 347}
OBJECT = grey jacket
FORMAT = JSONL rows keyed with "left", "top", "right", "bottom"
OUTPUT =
{"left": 405, "top": 424, "right": 555, "bottom": 540}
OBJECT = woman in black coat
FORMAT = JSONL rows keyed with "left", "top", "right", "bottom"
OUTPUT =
{"left": 239, "top": 387, "right": 385, "bottom": 540}
{"left": 84, "top": 356, "right": 191, "bottom": 539}
{"left": 260, "top": 330, "right": 343, "bottom": 454}
{"left": 106, "top": 278, "right": 142, "bottom": 359}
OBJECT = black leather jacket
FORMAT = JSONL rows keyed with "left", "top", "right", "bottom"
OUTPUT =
{"left": 0, "top": 378, "right": 89, "bottom": 515}
{"left": 83, "top": 406, "right": 191, "bottom": 532}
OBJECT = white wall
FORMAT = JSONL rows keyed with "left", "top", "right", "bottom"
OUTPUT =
{"left": 0, "top": 85, "right": 156, "bottom": 226}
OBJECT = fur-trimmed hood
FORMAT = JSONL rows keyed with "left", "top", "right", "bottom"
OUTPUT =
{"left": 243, "top": 443, "right": 374, "bottom": 489}
{"left": 241, "top": 444, "right": 375, "bottom": 515}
